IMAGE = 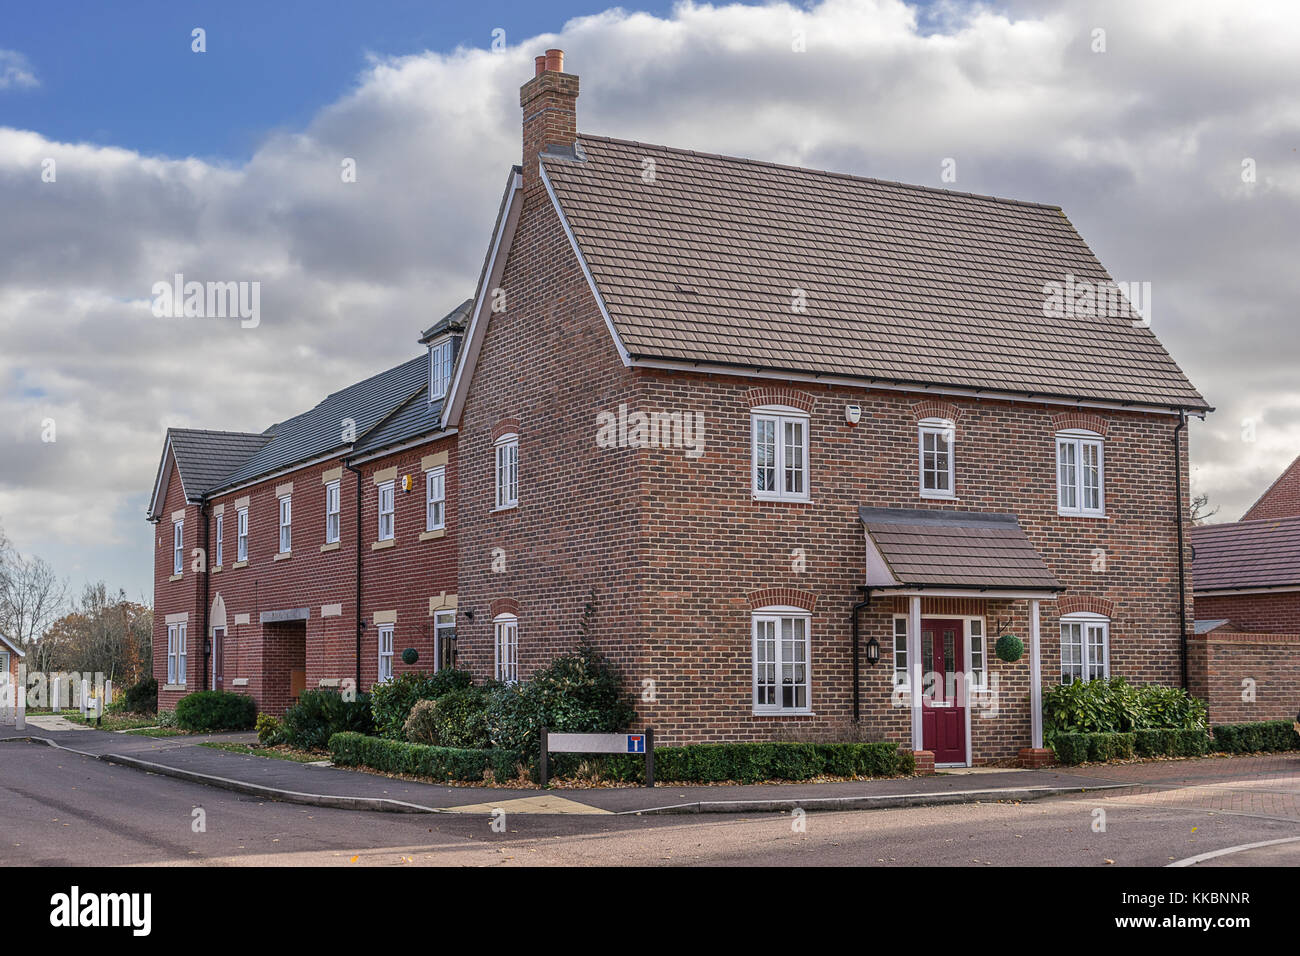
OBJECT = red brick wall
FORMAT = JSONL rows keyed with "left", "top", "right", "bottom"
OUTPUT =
{"left": 1242, "top": 456, "right": 1300, "bottom": 520}
{"left": 1195, "top": 590, "right": 1300, "bottom": 633}
{"left": 152, "top": 455, "right": 204, "bottom": 712}
{"left": 1188, "top": 631, "right": 1300, "bottom": 723}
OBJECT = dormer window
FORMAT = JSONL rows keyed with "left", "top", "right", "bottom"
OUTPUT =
{"left": 429, "top": 338, "right": 453, "bottom": 400}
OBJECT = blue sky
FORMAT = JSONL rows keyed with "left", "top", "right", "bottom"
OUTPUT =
{"left": 2, "top": 0, "right": 702, "bottom": 161}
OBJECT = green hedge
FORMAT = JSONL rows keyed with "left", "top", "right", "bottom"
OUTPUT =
{"left": 329, "top": 732, "right": 522, "bottom": 783}
{"left": 1043, "top": 677, "right": 1207, "bottom": 741}
{"left": 281, "top": 689, "right": 373, "bottom": 750}
{"left": 1053, "top": 729, "right": 1211, "bottom": 765}
{"left": 370, "top": 670, "right": 473, "bottom": 740}
{"left": 1212, "top": 720, "right": 1300, "bottom": 754}
{"left": 1135, "top": 728, "right": 1210, "bottom": 758}
{"left": 654, "top": 742, "right": 909, "bottom": 784}
{"left": 175, "top": 690, "right": 257, "bottom": 731}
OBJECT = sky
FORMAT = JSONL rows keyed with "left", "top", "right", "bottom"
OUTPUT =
{"left": 1, "top": 0, "right": 1298, "bottom": 603}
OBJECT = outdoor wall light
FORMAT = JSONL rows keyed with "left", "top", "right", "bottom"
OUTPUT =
{"left": 864, "top": 636, "right": 881, "bottom": 665}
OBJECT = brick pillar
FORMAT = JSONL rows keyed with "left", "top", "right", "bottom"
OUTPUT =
{"left": 909, "top": 749, "right": 936, "bottom": 775}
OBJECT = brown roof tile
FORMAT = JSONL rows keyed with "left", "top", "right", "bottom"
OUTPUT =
{"left": 1191, "top": 517, "right": 1300, "bottom": 591}
{"left": 544, "top": 136, "right": 1209, "bottom": 410}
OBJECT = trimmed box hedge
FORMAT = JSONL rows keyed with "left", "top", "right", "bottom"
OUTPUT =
{"left": 175, "top": 690, "right": 257, "bottom": 732}
{"left": 1053, "top": 729, "right": 1209, "bottom": 765}
{"left": 329, "top": 732, "right": 522, "bottom": 783}
{"left": 1211, "top": 720, "right": 1300, "bottom": 754}
{"left": 653, "top": 741, "right": 910, "bottom": 784}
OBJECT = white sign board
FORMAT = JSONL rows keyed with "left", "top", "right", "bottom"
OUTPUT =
{"left": 547, "top": 732, "right": 646, "bottom": 754}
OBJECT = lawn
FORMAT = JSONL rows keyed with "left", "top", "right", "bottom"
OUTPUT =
{"left": 61, "top": 712, "right": 163, "bottom": 732}
{"left": 198, "top": 742, "right": 325, "bottom": 763}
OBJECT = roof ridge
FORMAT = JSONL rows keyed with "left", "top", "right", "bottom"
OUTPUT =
{"left": 576, "top": 132, "right": 1065, "bottom": 213}
{"left": 168, "top": 427, "right": 267, "bottom": 439}
{"left": 352, "top": 382, "right": 428, "bottom": 445}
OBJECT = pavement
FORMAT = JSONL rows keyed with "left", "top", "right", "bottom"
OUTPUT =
{"left": 0, "top": 723, "right": 1138, "bottom": 816}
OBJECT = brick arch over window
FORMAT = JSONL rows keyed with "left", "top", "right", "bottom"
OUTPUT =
{"left": 911, "top": 399, "right": 963, "bottom": 424}
{"left": 747, "top": 587, "right": 817, "bottom": 612}
{"left": 1052, "top": 412, "right": 1110, "bottom": 437}
{"left": 491, "top": 418, "right": 520, "bottom": 441}
{"left": 1056, "top": 595, "right": 1115, "bottom": 618}
{"left": 489, "top": 598, "right": 519, "bottom": 619}
{"left": 745, "top": 387, "right": 815, "bottom": 414}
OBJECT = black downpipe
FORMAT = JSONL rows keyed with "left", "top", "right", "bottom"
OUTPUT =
{"left": 1173, "top": 410, "right": 1189, "bottom": 690}
{"left": 345, "top": 460, "right": 364, "bottom": 691}
{"left": 851, "top": 586, "right": 872, "bottom": 722}
{"left": 200, "top": 501, "right": 210, "bottom": 691}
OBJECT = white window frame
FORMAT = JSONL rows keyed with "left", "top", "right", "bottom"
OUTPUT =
{"left": 1056, "top": 430, "right": 1105, "bottom": 517}
{"left": 325, "top": 480, "right": 340, "bottom": 544}
{"left": 434, "top": 609, "right": 456, "bottom": 672}
{"left": 425, "top": 466, "right": 446, "bottom": 531}
{"left": 1060, "top": 611, "right": 1110, "bottom": 684}
{"left": 377, "top": 625, "right": 394, "bottom": 683}
{"left": 891, "top": 616, "right": 910, "bottom": 689}
{"left": 377, "top": 481, "right": 395, "bottom": 541}
{"left": 918, "top": 418, "right": 956, "bottom": 499}
{"left": 751, "top": 606, "right": 812, "bottom": 715}
{"left": 751, "top": 406, "right": 810, "bottom": 502}
{"left": 214, "top": 513, "right": 223, "bottom": 567}
{"left": 236, "top": 507, "right": 248, "bottom": 562}
{"left": 167, "top": 623, "right": 187, "bottom": 685}
{"left": 494, "top": 613, "right": 519, "bottom": 683}
{"left": 494, "top": 434, "right": 518, "bottom": 510}
{"left": 278, "top": 495, "right": 292, "bottom": 554}
{"left": 172, "top": 519, "right": 183, "bottom": 575}
{"left": 429, "top": 338, "right": 453, "bottom": 400}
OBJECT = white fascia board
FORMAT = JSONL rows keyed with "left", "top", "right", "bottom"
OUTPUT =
{"left": 539, "top": 160, "right": 632, "bottom": 368}
{"left": 148, "top": 436, "right": 184, "bottom": 522}
{"left": 628, "top": 357, "right": 1195, "bottom": 417}
{"left": 441, "top": 171, "right": 524, "bottom": 430}
{"left": 881, "top": 587, "right": 1063, "bottom": 600}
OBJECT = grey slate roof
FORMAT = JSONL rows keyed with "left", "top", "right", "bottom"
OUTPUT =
{"left": 419, "top": 298, "right": 473, "bottom": 344}
{"left": 543, "top": 135, "right": 1209, "bottom": 411}
{"left": 1191, "top": 517, "right": 1300, "bottom": 592}
{"left": 860, "top": 507, "right": 1064, "bottom": 591}
{"left": 168, "top": 429, "right": 271, "bottom": 500}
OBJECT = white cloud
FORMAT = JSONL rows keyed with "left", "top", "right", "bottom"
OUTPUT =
{"left": 0, "top": 50, "right": 38, "bottom": 90}
{"left": 2, "top": 0, "right": 1299, "bottom": 595}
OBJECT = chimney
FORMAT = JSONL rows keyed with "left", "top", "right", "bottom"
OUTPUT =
{"left": 519, "top": 48, "right": 578, "bottom": 189}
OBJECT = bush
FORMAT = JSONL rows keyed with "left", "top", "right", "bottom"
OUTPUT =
{"left": 156, "top": 709, "right": 177, "bottom": 728}
{"left": 328, "top": 732, "right": 522, "bottom": 783}
{"left": 1052, "top": 733, "right": 1090, "bottom": 765}
{"left": 403, "top": 699, "right": 439, "bottom": 745}
{"left": 1043, "top": 678, "right": 1207, "bottom": 742}
{"left": 370, "top": 669, "right": 474, "bottom": 739}
{"left": 995, "top": 634, "right": 1024, "bottom": 662}
{"left": 122, "top": 676, "right": 158, "bottom": 715}
{"left": 175, "top": 690, "right": 257, "bottom": 731}
{"left": 256, "top": 712, "right": 284, "bottom": 746}
{"left": 1212, "top": 720, "right": 1300, "bottom": 754}
{"left": 653, "top": 741, "right": 907, "bottom": 784}
{"left": 281, "top": 689, "right": 373, "bottom": 751}
{"left": 1054, "top": 729, "right": 1208, "bottom": 764}
{"left": 431, "top": 686, "right": 490, "bottom": 749}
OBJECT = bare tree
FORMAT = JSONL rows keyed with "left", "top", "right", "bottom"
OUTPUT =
{"left": 0, "top": 537, "right": 67, "bottom": 666}
{"left": 1190, "top": 492, "right": 1220, "bottom": 525}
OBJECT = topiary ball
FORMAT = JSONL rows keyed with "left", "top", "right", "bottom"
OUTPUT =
{"left": 401, "top": 648, "right": 419, "bottom": 665}
{"left": 995, "top": 634, "right": 1024, "bottom": 663}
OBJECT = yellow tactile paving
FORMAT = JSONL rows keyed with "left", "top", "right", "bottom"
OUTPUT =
{"left": 445, "top": 794, "right": 612, "bottom": 815}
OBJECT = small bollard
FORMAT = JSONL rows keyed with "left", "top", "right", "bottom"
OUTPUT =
{"left": 80, "top": 679, "right": 89, "bottom": 718}
{"left": 15, "top": 681, "right": 25, "bottom": 732}
{"left": 52, "top": 676, "right": 61, "bottom": 713}
{"left": 105, "top": 679, "right": 113, "bottom": 711}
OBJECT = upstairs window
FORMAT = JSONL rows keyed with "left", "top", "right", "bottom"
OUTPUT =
{"left": 236, "top": 507, "right": 249, "bottom": 561}
{"left": 278, "top": 495, "right": 292, "bottom": 553}
{"left": 1061, "top": 612, "right": 1109, "bottom": 683}
{"left": 172, "top": 519, "right": 184, "bottom": 575}
{"left": 429, "top": 339, "right": 454, "bottom": 400}
{"left": 214, "top": 514, "right": 223, "bottom": 567}
{"left": 918, "top": 418, "right": 955, "bottom": 498}
{"left": 752, "top": 406, "right": 809, "bottom": 501}
{"left": 378, "top": 481, "right": 395, "bottom": 541}
{"left": 325, "top": 480, "right": 340, "bottom": 543}
{"left": 426, "top": 466, "right": 446, "bottom": 531}
{"left": 495, "top": 434, "right": 518, "bottom": 510}
{"left": 1057, "top": 430, "right": 1105, "bottom": 517}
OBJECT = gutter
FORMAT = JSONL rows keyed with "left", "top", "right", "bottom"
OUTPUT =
{"left": 1174, "top": 410, "right": 1189, "bottom": 690}
{"left": 200, "top": 500, "right": 210, "bottom": 691}
{"left": 851, "top": 586, "right": 871, "bottom": 722}
{"left": 344, "top": 460, "right": 364, "bottom": 691}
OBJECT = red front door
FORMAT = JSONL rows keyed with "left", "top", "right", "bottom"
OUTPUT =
{"left": 920, "top": 618, "right": 966, "bottom": 765}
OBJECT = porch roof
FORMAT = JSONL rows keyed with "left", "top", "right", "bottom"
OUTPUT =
{"left": 859, "top": 507, "right": 1064, "bottom": 593}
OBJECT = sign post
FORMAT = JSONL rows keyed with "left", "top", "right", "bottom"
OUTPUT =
{"left": 539, "top": 727, "right": 655, "bottom": 788}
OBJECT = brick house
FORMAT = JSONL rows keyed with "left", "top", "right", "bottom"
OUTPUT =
{"left": 147, "top": 303, "right": 468, "bottom": 714}
{"left": 1, "top": 633, "right": 23, "bottom": 704}
{"left": 149, "top": 51, "right": 1211, "bottom": 767}
{"left": 1188, "top": 463, "right": 1300, "bottom": 722}
{"left": 440, "top": 51, "right": 1210, "bottom": 766}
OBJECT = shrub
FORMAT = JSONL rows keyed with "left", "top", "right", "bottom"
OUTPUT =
{"left": 1052, "top": 733, "right": 1090, "bottom": 765}
{"left": 123, "top": 676, "right": 158, "bottom": 715}
{"left": 653, "top": 741, "right": 906, "bottom": 784}
{"left": 156, "top": 709, "right": 177, "bottom": 728}
{"left": 1138, "top": 684, "right": 1207, "bottom": 731}
{"left": 281, "top": 689, "right": 373, "bottom": 751}
{"left": 431, "top": 686, "right": 490, "bottom": 749}
{"left": 995, "top": 634, "right": 1024, "bottom": 663}
{"left": 1055, "top": 728, "right": 1208, "bottom": 764}
{"left": 175, "top": 690, "right": 257, "bottom": 731}
{"left": 1043, "top": 678, "right": 1207, "bottom": 742}
{"left": 403, "top": 699, "right": 439, "bottom": 745}
{"left": 255, "top": 712, "right": 284, "bottom": 746}
{"left": 1212, "top": 720, "right": 1300, "bottom": 754}
{"left": 328, "top": 732, "right": 522, "bottom": 783}
{"left": 370, "top": 669, "right": 474, "bottom": 739}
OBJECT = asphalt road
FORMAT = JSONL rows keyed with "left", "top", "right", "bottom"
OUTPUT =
{"left": 2, "top": 741, "right": 1298, "bottom": 867}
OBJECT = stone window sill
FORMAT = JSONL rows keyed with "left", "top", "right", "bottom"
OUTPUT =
{"left": 419, "top": 528, "right": 446, "bottom": 541}
{"left": 274, "top": 551, "right": 292, "bottom": 562}
{"left": 371, "top": 538, "right": 395, "bottom": 551}
{"left": 168, "top": 573, "right": 182, "bottom": 582}
{"left": 320, "top": 541, "right": 340, "bottom": 552}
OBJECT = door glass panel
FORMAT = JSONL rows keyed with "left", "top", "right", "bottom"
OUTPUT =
{"left": 921, "top": 633, "right": 934, "bottom": 697}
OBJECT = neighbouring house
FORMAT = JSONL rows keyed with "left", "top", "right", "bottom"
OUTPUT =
{"left": 1189, "top": 463, "right": 1300, "bottom": 723}
{"left": 150, "top": 50, "right": 1211, "bottom": 767}
{"left": 1, "top": 633, "right": 23, "bottom": 697}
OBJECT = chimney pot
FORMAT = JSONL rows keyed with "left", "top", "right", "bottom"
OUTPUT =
{"left": 545, "top": 49, "right": 564, "bottom": 73}
{"left": 535, "top": 55, "right": 546, "bottom": 77}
